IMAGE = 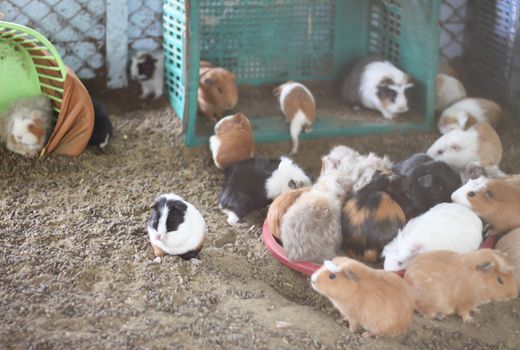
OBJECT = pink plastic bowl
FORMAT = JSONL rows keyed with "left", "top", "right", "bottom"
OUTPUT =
{"left": 262, "top": 220, "right": 498, "bottom": 277}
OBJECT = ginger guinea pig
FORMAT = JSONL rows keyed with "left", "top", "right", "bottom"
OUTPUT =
{"left": 266, "top": 186, "right": 310, "bottom": 241}
{"left": 311, "top": 257, "right": 414, "bottom": 337}
{"left": 435, "top": 73, "right": 467, "bottom": 113}
{"left": 452, "top": 177, "right": 520, "bottom": 236}
{"left": 209, "top": 112, "right": 255, "bottom": 170}
{"left": 404, "top": 249, "right": 518, "bottom": 322}
{"left": 438, "top": 98, "right": 501, "bottom": 134}
{"left": 198, "top": 61, "right": 238, "bottom": 122}
{"left": 341, "top": 56, "right": 414, "bottom": 120}
{"left": 273, "top": 81, "right": 316, "bottom": 154}
{"left": 496, "top": 228, "right": 520, "bottom": 288}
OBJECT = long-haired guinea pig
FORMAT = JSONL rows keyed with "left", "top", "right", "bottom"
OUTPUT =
{"left": 209, "top": 112, "right": 255, "bottom": 170}
{"left": 496, "top": 228, "right": 520, "bottom": 288}
{"left": 394, "top": 153, "right": 461, "bottom": 215}
{"left": 198, "top": 61, "right": 238, "bottom": 122}
{"left": 311, "top": 257, "right": 414, "bottom": 337}
{"left": 340, "top": 56, "right": 414, "bottom": 120}
{"left": 280, "top": 167, "right": 348, "bottom": 263}
{"left": 266, "top": 186, "right": 310, "bottom": 241}
{"left": 273, "top": 81, "right": 316, "bottom": 155}
{"left": 435, "top": 73, "right": 466, "bottom": 113}
{"left": 130, "top": 50, "right": 164, "bottom": 99}
{"left": 427, "top": 122, "right": 503, "bottom": 174}
{"left": 0, "top": 95, "right": 54, "bottom": 157}
{"left": 341, "top": 171, "right": 409, "bottom": 263}
{"left": 147, "top": 193, "right": 206, "bottom": 261}
{"left": 218, "top": 156, "right": 310, "bottom": 225}
{"left": 404, "top": 249, "right": 518, "bottom": 322}
{"left": 452, "top": 177, "right": 520, "bottom": 236}
{"left": 437, "top": 98, "right": 502, "bottom": 134}
{"left": 382, "top": 203, "right": 483, "bottom": 271}
{"left": 88, "top": 99, "right": 113, "bottom": 149}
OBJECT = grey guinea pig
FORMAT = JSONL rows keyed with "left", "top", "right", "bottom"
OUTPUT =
{"left": 218, "top": 156, "right": 311, "bottom": 226}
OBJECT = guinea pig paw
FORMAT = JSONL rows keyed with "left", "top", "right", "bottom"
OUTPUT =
{"left": 361, "top": 331, "right": 375, "bottom": 339}
{"left": 347, "top": 321, "right": 359, "bottom": 333}
{"left": 460, "top": 312, "right": 474, "bottom": 323}
{"left": 152, "top": 256, "right": 162, "bottom": 264}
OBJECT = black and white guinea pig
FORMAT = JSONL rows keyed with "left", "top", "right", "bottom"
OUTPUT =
{"left": 218, "top": 156, "right": 311, "bottom": 225}
{"left": 88, "top": 99, "right": 113, "bottom": 149}
{"left": 147, "top": 193, "right": 206, "bottom": 261}
{"left": 130, "top": 50, "right": 164, "bottom": 99}
{"left": 395, "top": 153, "right": 462, "bottom": 216}
{"left": 340, "top": 56, "right": 414, "bottom": 120}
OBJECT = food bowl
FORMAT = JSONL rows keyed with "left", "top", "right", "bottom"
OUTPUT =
{"left": 262, "top": 219, "right": 498, "bottom": 277}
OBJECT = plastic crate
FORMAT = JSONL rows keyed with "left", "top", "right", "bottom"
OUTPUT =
{"left": 467, "top": 0, "right": 520, "bottom": 122}
{"left": 163, "top": 0, "right": 441, "bottom": 147}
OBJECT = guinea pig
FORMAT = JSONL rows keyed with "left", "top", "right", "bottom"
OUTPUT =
{"left": 427, "top": 122, "right": 503, "bottom": 174}
{"left": 437, "top": 98, "right": 502, "bottom": 134}
{"left": 130, "top": 50, "right": 164, "bottom": 99}
{"left": 496, "top": 228, "right": 520, "bottom": 288}
{"left": 394, "top": 153, "right": 461, "bottom": 216}
{"left": 198, "top": 61, "right": 238, "bottom": 122}
{"left": 88, "top": 99, "right": 113, "bottom": 149}
{"left": 0, "top": 95, "right": 54, "bottom": 157}
{"left": 451, "top": 177, "right": 520, "bottom": 236}
{"left": 280, "top": 167, "right": 349, "bottom": 263}
{"left": 404, "top": 249, "right": 518, "bottom": 322}
{"left": 218, "top": 156, "right": 310, "bottom": 225}
{"left": 341, "top": 171, "right": 408, "bottom": 263}
{"left": 311, "top": 257, "right": 415, "bottom": 337}
{"left": 147, "top": 193, "right": 206, "bottom": 261}
{"left": 382, "top": 203, "right": 483, "bottom": 271}
{"left": 439, "top": 60, "right": 459, "bottom": 78}
{"left": 435, "top": 73, "right": 467, "bottom": 113}
{"left": 266, "top": 186, "right": 310, "bottom": 241}
{"left": 505, "top": 174, "right": 520, "bottom": 188}
{"left": 273, "top": 81, "right": 316, "bottom": 154}
{"left": 340, "top": 56, "right": 414, "bottom": 120}
{"left": 209, "top": 112, "right": 255, "bottom": 170}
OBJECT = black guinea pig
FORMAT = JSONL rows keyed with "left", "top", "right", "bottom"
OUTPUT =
{"left": 88, "top": 99, "right": 113, "bottom": 149}
{"left": 392, "top": 153, "right": 433, "bottom": 177}
{"left": 218, "top": 156, "right": 311, "bottom": 226}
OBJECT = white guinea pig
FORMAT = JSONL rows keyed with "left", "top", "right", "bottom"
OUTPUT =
{"left": 341, "top": 57, "right": 414, "bottom": 120}
{"left": 438, "top": 98, "right": 501, "bottom": 134}
{"left": 147, "top": 193, "right": 206, "bottom": 261}
{"left": 435, "top": 73, "right": 467, "bottom": 113}
{"left": 382, "top": 202, "right": 483, "bottom": 271}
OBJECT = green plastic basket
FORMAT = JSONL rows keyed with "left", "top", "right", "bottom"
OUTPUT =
{"left": 164, "top": 0, "right": 441, "bottom": 147}
{"left": 0, "top": 21, "right": 67, "bottom": 116}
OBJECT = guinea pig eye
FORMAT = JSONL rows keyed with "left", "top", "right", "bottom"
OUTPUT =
{"left": 468, "top": 191, "right": 476, "bottom": 197}
{"left": 28, "top": 123, "right": 35, "bottom": 130}
{"left": 217, "top": 87, "right": 223, "bottom": 94}
{"left": 497, "top": 276, "right": 504, "bottom": 285}
{"left": 437, "top": 150, "right": 443, "bottom": 155}
{"left": 329, "top": 273, "right": 336, "bottom": 280}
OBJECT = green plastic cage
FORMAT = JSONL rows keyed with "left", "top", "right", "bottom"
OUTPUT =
{"left": 163, "top": 0, "right": 441, "bottom": 147}
{"left": 0, "top": 21, "right": 67, "bottom": 117}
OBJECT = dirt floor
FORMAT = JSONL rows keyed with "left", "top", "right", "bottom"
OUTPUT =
{"left": 1, "top": 87, "right": 520, "bottom": 349}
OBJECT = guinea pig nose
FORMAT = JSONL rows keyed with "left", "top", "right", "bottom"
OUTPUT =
{"left": 155, "top": 233, "right": 162, "bottom": 240}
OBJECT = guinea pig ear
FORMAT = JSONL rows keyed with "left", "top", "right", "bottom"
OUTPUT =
{"left": 273, "top": 86, "right": 282, "bottom": 97}
{"left": 476, "top": 261, "right": 495, "bottom": 272}
{"left": 417, "top": 174, "right": 433, "bottom": 188}
{"left": 288, "top": 180, "right": 297, "bottom": 189}
{"left": 464, "top": 113, "right": 478, "bottom": 129}
{"left": 345, "top": 269, "right": 360, "bottom": 282}
{"left": 485, "top": 190, "right": 495, "bottom": 199}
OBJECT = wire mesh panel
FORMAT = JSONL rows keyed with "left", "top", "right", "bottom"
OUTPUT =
{"left": 439, "top": 0, "right": 467, "bottom": 60}
{"left": 128, "top": 0, "right": 163, "bottom": 52}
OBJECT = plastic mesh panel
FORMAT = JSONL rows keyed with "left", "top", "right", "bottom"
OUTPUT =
{"left": 368, "top": 0, "right": 402, "bottom": 64}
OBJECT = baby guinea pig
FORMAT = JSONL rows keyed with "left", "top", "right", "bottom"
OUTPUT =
{"left": 451, "top": 177, "right": 520, "bottom": 236}
{"left": 438, "top": 98, "right": 501, "bottom": 134}
{"left": 198, "top": 61, "right": 238, "bottom": 122}
{"left": 427, "top": 122, "right": 503, "bottom": 174}
{"left": 218, "top": 156, "right": 310, "bottom": 225}
{"left": 341, "top": 56, "right": 414, "bottom": 120}
{"left": 209, "top": 112, "right": 255, "bottom": 170}
{"left": 266, "top": 186, "right": 310, "bottom": 241}
{"left": 382, "top": 203, "right": 483, "bottom": 271}
{"left": 496, "top": 228, "right": 520, "bottom": 288}
{"left": 130, "top": 50, "right": 164, "bottom": 99}
{"left": 404, "top": 249, "right": 517, "bottom": 322}
{"left": 435, "top": 73, "right": 467, "bottom": 113}
{"left": 311, "top": 257, "right": 415, "bottom": 337}
{"left": 147, "top": 193, "right": 206, "bottom": 261}
{"left": 273, "top": 81, "right": 316, "bottom": 154}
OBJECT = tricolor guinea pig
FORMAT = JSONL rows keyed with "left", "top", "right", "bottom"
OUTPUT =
{"left": 130, "top": 50, "right": 164, "bottom": 99}
{"left": 437, "top": 98, "right": 501, "bottom": 134}
{"left": 198, "top": 61, "right": 238, "bottom": 122}
{"left": 496, "top": 228, "right": 520, "bottom": 288}
{"left": 311, "top": 257, "right": 415, "bottom": 337}
{"left": 404, "top": 249, "right": 518, "bottom": 322}
{"left": 273, "top": 81, "right": 316, "bottom": 154}
{"left": 218, "top": 156, "right": 310, "bottom": 225}
{"left": 147, "top": 194, "right": 206, "bottom": 261}
{"left": 266, "top": 186, "right": 310, "bottom": 241}
{"left": 209, "top": 112, "right": 255, "bottom": 170}
{"left": 451, "top": 177, "right": 520, "bottom": 236}
{"left": 382, "top": 203, "right": 483, "bottom": 271}
{"left": 340, "top": 56, "right": 414, "bottom": 120}
{"left": 435, "top": 73, "right": 467, "bottom": 113}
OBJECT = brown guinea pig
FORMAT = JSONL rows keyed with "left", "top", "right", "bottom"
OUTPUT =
{"left": 496, "top": 228, "right": 520, "bottom": 288}
{"left": 198, "top": 61, "right": 238, "bottom": 122}
{"left": 266, "top": 186, "right": 310, "bottom": 240}
{"left": 404, "top": 249, "right": 518, "bottom": 322}
{"left": 311, "top": 257, "right": 415, "bottom": 337}
{"left": 452, "top": 177, "right": 520, "bottom": 236}
{"left": 209, "top": 112, "right": 255, "bottom": 170}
